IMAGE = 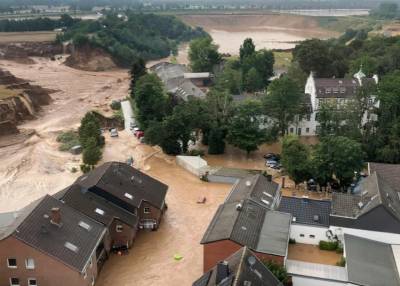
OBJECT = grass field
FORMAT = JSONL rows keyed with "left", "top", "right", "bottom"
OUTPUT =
{"left": 0, "top": 31, "right": 57, "bottom": 43}
{"left": 274, "top": 51, "right": 293, "bottom": 71}
{"left": 0, "top": 85, "right": 20, "bottom": 100}
{"left": 316, "top": 15, "right": 387, "bottom": 33}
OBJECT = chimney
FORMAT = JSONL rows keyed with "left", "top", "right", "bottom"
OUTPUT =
{"left": 50, "top": 207, "right": 61, "bottom": 226}
{"left": 216, "top": 261, "right": 229, "bottom": 284}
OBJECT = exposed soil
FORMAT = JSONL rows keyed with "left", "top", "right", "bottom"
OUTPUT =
{"left": 0, "top": 41, "right": 62, "bottom": 63}
{"left": 179, "top": 14, "right": 339, "bottom": 54}
{"left": 65, "top": 44, "right": 117, "bottom": 72}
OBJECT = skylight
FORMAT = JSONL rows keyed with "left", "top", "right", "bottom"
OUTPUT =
{"left": 124, "top": 192, "right": 133, "bottom": 200}
{"left": 78, "top": 221, "right": 91, "bottom": 231}
{"left": 261, "top": 199, "right": 270, "bottom": 206}
{"left": 64, "top": 242, "right": 79, "bottom": 253}
{"left": 263, "top": 192, "right": 273, "bottom": 198}
{"left": 95, "top": 208, "right": 105, "bottom": 216}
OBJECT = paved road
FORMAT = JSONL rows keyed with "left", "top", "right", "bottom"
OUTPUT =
{"left": 120, "top": 100, "right": 135, "bottom": 131}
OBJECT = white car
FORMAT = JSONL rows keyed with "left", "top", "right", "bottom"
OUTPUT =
{"left": 110, "top": 128, "right": 118, "bottom": 137}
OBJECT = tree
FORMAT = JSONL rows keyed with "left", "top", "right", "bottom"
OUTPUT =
{"left": 226, "top": 100, "right": 267, "bottom": 155}
{"left": 254, "top": 49, "right": 275, "bottom": 84}
{"left": 263, "top": 260, "right": 289, "bottom": 284}
{"left": 244, "top": 67, "right": 264, "bottom": 92}
{"left": 129, "top": 57, "right": 147, "bottom": 96}
{"left": 281, "top": 135, "right": 312, "bottom": 186}
{"left": 78, "top": 112, "right": 103, "bottom": 149}
{"left": 239, "top": 38, "right": 256, "bottom": 62}
{"left": 134, "top": 74, "right": 166, "bottom": 129}
{"left": 371, "top": 2, "right": 399, "bottom": 19}
{"left": 189, "top": 37, "right": 221, "bottom": 72}
{"left": 82, "top": 137, "right": 102, "bottom": 167}
{"left": 316, "top": 102, "right": 344, "bottom": 138}
{"left": 263, "top": 76, "right": 304, "bottom": 136}
{"left": 208, "top": 127, "right": 225, "bottom": 154}
{"left": 293, "top": 39, "right": 331, "bottom": 77}
{"left": 312, "top": 136, "right": 364, "bottom": 187}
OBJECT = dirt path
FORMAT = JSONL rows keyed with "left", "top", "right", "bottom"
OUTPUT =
{"left": 0, "top": 57, "right": 129, "bottom": 212}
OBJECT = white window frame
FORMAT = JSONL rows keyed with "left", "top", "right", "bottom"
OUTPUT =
{"left": 144, "top": 207, "right": 151, "bottom": 214}
{"left": 27, "top": 278, "right": 37, "bottom": 286}
{"left": 25, "top": 258, "right": 35, "bottom": 269}
{"left": 7, "top": 258, "right": 17, "bottom": 268}
{"left": 9, "top": 277, "right": 20, "bottom": 286}
{"left": 116, "top": 224, "right": 124, "bottom": 233}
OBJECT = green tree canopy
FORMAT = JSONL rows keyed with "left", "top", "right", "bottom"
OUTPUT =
{"left": 226, "top": 100, "right": 267, "bottom": 155}
{"left": 189, "top": 37, "right": 221, "bottom": 72}
{"left": 134, "top": 74, "right": 166, "bottom": 129}
{"left": 129, "top": 57, "right": 147, "bottom": 96}
{"left": 281, "top": 135, "right": 312, "bottom": 186}
{"left": 82, "top": 137, "right": 102, "bottom": 167}
{"left": 239, "top": 38, "right": 256, "bottom": 62}
{"left": 263, "top": 76, "right": 304, "bottom": 136}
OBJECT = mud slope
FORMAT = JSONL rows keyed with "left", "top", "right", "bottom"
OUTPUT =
{"left": 0, "top": 68, "right": 53, "bottom": 135}
{"left": 65, "top": 44, "right": 117, "bottom": 72}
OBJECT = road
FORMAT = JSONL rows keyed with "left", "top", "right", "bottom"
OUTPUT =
{"left": 121, "top": 100, "right": 135, "bottom": 131}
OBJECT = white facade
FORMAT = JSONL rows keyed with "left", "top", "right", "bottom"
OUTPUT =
{"left": 289, "top": 224, "right": 329, "bottom": 245}
{"left": 289, "top": 71, "right": 378, "bottom": 136}
{"left": 329, "top": 226, "right": 400, "bottom": 245}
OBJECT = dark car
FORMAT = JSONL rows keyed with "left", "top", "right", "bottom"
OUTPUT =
{"left": 263, "top": 153, "right": 280, "bottom": 161}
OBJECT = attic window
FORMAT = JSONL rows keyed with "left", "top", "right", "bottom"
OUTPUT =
{"left": 64, "top": 242, "right": 79, "bottom": 253}
{"left": 95, "top": 208, "right": 105, "bottom": 216}
{"left": 80, "top": 176, "right": 88, "bottom": 182}
{"left": 124, "top": 192, "right": 133, "bottom": 200}
{"left": 78, "top": 221, "right": 92, "bottom": 231}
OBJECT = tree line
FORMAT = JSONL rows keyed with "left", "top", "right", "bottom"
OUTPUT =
{"left": 58, "top": 12, "right": 207, "bottom": 67}
{"left": 0, "top": 14, "right": 76, "bottom": 32}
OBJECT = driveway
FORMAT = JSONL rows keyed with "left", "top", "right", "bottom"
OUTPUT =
{"left": 121, "top": 100, "right": 135, "bottom": 131}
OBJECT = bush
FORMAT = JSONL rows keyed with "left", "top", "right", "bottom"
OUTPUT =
{"left": 289, "top": 238, "right": 296, "bottom": 244}
{"left": 71, "top": 167, "right": 78, "bottom": 173}
{"left": 80, "top": 164, "right": 91, "bottom": 173}
{"left": 319, "top": 240, "right": 339, "bottom": 251}
{"left": 336, "top": 256, "right": 346, "bottom": 267}
{"left": 262, "top": 260, "right": 289, "bottom": 283}
{"left": 186, "top": 149, "right": 205, "bottom": 156}
{"left": 110, "top": 100, "right": 121, "bottom": 110}
{"left": 56, "top": 130, "right": 80, "bottom": 152}
{"left": 336, "top": 246, "right": 344, "bottom": 254}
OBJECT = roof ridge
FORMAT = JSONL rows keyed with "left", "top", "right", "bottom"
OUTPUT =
{"left": 233, "top": 247, "right": 247, "bottom": 286}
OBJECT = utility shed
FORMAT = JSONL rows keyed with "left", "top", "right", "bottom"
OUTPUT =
{"left": 176, "top": 155, "right": 209, "bottom": 177}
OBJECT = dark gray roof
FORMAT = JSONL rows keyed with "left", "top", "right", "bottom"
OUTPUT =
{"left": 226, "top": 174, "right": 280, "bottom": 210}
{"left": 212, "top": 167, "right": 262, "bottom": 179}
{"left": 314, "top": 78, "right": 375, "bottom": 98}
{"left": 201, "top": 199, "right": 291, "bottom": 256}
{"left": 13, "top": 195, "right": 106, "bottom": 272}
{"left": 193, "top": 247, "right": 283, "bottom": 286}
{"left": 75, "top": 162, "right": 168, "bottom": 210}
{"left": 345, "top": 234, "right": 400, "bottom": 286}
{"left": 369, "top": 162, "right": 400, "bottom": 192}
{"left": 278, "top": 197, "right": 331, "bottom": 227}
{"left": 331, "top": 172, "right": 400, "bottom": 221}
{"left": 58, "top": 184, "right": 138, "bottom": 227}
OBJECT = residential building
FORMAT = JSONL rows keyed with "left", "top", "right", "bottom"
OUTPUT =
{"left": 201, "top": 199, "right": 291, "bottom": 272}
{"left": 193, "top": 247, "right": 283, "bottom": 286}
{"left": 225, "top": 174, "right": 282, "bottom": 210}
{"left": 149, "top": 62, "right": 206, "bottom": 101}
{"left": 56, "top": 184, "right": 139, "bottom": 250}
{"left": 278, "top": 197, "right": 331, "bottom": 245}
{"left": 0, "top": 195, "right": 107, "bottom": 286}
{"left": 66, "top": 162, "right": 168, "bottom": 232}
{"left": 330, "top": 171, "right": 400, "bottom": 244}
{"left": 289, "top": 70, "right": 378, "bottom": 136}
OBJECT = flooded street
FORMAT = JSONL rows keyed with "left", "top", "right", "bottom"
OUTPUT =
{"left": 0, "top": 57, "right": 129, "bottom": 212}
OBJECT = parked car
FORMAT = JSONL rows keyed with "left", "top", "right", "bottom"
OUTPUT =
{"left": 110, "top": 128, "right": 118, "bottom": 137}
{"left": 263, "top": 153, "right": 280, "bottom": 161}
{"left": 130, "top": 122, "right": 137, "bottom": 130}
{"left": 265, "top": 159, "right": 278, "bottom": 167}
{"left": 135, "top": 130, "right": 144, "bottom": 139}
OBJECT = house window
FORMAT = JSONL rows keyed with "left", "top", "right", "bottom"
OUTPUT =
{"left": 7, "top": 258, "right": 17, "bottom": 268}
{"left": 306, "top": 114, "right": 311, "bottom": 121}
{"left": 144, "top": 207, "right": 151, "bottom": 214}
{"left": 28, "top": 278, "right": 37, "bottom": 286}
{"left": 306, "top": 128, "right": 310, "bottom": 133}
{"left": 25, "top": 258, "right": 35, "bottom": 269}
{"left": 309, "top": 235, "right": 316, "bottom": 239}
{"left": 289, "top": 127, "right": 294, "bottom": 133}
{"left": 325, "top": 88, "right": 331, "bottom": 93}
{"left": 297, "top": 128, "right": 302, "bottom": 136}
{"left": 300, "top": 234, "right": 305, "bottom": 237}
{"left": 10, "top": 278, "right": 19, "bottom": 286}
{"left": 116, "top": 225, "right": 124, "bottom": 232}
{"left": 340, "top": 87, "right": 345, "bottom": 93}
